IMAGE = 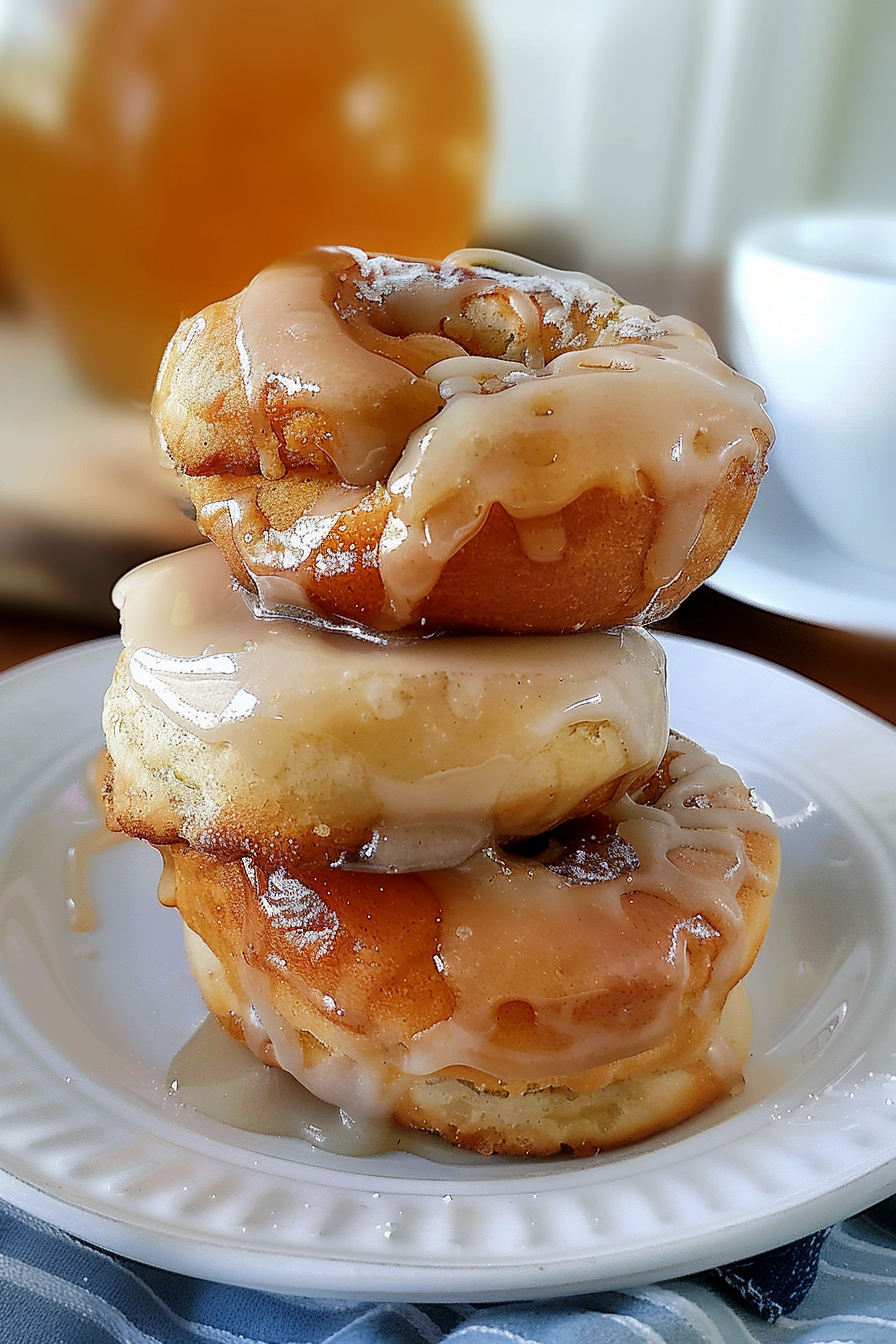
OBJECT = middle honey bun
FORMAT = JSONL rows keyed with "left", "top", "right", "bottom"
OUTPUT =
{"left": 101, "top": 245, "right": 781, "bottom": 1157}
{"left": 103, "top": 544, "right": 669, "bottom": 870}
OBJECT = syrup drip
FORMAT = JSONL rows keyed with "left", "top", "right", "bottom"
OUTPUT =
{"left": 64, "top": 755, "right": 131, "bottom": 933}
{"left": 166, "top": 1014, "right": 397, "bottom": 1155}
{"left": 65, "top": 830, "right": 121, "bottom": 932}
{"left": 165, "top": 1013, "right": 493, "bottom": 1163}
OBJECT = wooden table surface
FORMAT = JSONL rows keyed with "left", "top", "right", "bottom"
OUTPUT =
{"left": 1, "top": 582, "right": 894, "bottom": 727}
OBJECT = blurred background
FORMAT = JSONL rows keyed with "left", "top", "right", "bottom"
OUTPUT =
{"left": 0, "top": 0, "right": 894, "bottom": 634}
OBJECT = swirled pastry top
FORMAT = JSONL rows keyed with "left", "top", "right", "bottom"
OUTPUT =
{"left": 153, "top": 246, "right": 773, "bottom": 631}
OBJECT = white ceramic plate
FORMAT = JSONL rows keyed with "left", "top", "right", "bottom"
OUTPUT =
{"left": 707, "top": 464, "right": 896, "bottom": 635}
{"left": 1, "top": 636, "right": 896, "bottom": 1301}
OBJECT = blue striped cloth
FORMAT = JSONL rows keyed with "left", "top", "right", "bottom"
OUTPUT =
{"left": 2, "top": 1199, "right": 895, "bottom": 1344}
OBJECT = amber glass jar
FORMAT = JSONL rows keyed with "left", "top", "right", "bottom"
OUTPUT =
{"left": 0, "top": 0, "right": 488, "bottom": 401}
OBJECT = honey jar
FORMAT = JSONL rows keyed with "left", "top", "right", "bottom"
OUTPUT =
{"left": 0, "top": 0, "right": 488, "bottom": 401}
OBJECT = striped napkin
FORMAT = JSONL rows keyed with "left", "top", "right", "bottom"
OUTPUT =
{"left": 2, "top": 1198, "right": 895, "bottom": 1344}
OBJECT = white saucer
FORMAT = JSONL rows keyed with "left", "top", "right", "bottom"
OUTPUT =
{"left": 707, "top": 465, "right": 896, "bottom": 635}
{"left": 1, "top": 636, "right": 896, "bottom": 1301}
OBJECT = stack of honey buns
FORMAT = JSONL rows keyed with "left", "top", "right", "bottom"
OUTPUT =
{"left": 102, "top": 247, "right": 780, "bottom": 1156}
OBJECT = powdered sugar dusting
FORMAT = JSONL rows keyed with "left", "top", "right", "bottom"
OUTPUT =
{"left": 337, "top": 245, "right": 673, "bottom": 351}
{"left": 612, "top": 308, "right": 670, "bottom": 343}
{"left": 260, "top": 866, "right": 340, "bottom": 960}
{"left": 471, "top": 261, "right": 617, "bottom": 312}
{"left": 452, "top": 247, "right": 624, "bottom": 350}
{"left": 338, "top": 246, "right": 468, "bottom": 306}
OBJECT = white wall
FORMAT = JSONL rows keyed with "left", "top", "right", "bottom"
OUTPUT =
{"left": 471, "top": 0, "right": 896, "bottom": 272}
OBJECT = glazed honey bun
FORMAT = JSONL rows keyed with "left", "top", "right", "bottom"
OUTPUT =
{"left": 153, "top": 245, "right": 774, "bottom": 635}
{"left": 161, "top": 733, "right": 780, "bottom": 1156}
{"left": 102, "top": 543, "right": 669, "bottom": 871}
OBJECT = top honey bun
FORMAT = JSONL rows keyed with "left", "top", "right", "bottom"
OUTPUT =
{"left": 153, "top": 246, "right": 773, "bottom": 636}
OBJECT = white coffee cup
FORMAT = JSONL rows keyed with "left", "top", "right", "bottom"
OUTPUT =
{"left": 728, "top": 213, "right": 896, "bottom": 574}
